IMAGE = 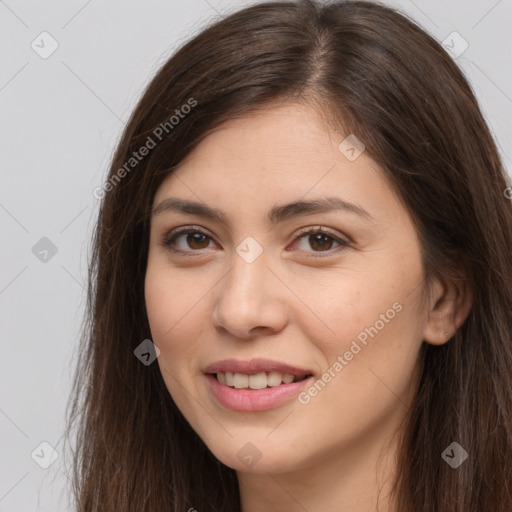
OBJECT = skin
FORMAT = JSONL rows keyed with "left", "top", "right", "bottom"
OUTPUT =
{"left": 144, "top": 102, "right": 473, "bottom": 512}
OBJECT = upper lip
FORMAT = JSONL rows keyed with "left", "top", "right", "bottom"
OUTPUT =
{"left": 203, "top": 358, "right": 314, "bottom": 378}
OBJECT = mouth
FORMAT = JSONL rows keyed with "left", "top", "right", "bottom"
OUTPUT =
{"left": 203, "top": 358, "right": 315, "bottom": 411}
{"left": 208, "top": 371, "right": 313, "bottom": 390}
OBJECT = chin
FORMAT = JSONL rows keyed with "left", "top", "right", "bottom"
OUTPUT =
{"left": 203, "top": 437, "right": 303, "bottom": 474}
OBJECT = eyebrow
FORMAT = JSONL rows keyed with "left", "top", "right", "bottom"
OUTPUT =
{"left": 151, "top": 196, "right": 375, "bottom": 226}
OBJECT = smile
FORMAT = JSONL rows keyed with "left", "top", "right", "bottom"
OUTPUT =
{"left": 214, "top": 371, "right": 310, "bottom": 389}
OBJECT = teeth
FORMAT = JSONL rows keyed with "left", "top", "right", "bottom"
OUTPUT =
{"left": 233, "top": 373, "right": 248, "bottom": 389}
{"left": 282, "top": 373, "right": 294, "bottom": 384}
{"left": 248, "top": 372, "right": 267, "bottom": 389}
{"left": 267, "top": 371, "right": 284, "bottom": 387}
{"left": 215, "top": 371, "right": 306, "bottom": 389}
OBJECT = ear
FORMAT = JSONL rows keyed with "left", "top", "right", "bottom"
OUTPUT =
{"left": 422, "top": 264, "right": 473, "bottom": 346}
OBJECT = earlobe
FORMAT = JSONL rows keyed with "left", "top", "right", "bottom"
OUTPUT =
{"left": 422, "top": 273, "right": 473, "bottom": 346}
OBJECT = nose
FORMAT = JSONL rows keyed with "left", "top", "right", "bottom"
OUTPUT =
{"left": 212, "top": 248, "right": 289, "bottom": 340}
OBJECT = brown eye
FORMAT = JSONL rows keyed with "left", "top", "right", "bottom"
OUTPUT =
{"left": 183, "top": 232, "right": 210, "bottom": 250}
{"left": 307, "top": 232, "right": 335, "bottom": 251}
{"left": 161, "top": 227, "right": 215, "bottom": 253}
{"left": 290, "top": 227, "right": 349, "bottom": 255}
{"left": 160, "top": 225, "right": 350, "bottom": 257}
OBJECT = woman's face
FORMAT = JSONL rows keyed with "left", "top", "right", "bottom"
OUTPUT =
{"left": 145, "top": 102, "right": 432, "bottom": 474}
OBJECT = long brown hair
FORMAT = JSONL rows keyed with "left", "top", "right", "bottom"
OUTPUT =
{"left": 64, "top": 1, "right": 512, "bottom": 510}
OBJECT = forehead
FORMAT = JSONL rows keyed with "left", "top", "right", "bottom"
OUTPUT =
{"left": 178, "top": 103, "right": 337, "bottom": 169}
{"left": 153, "top": 103, "right": 389, "bottom": 207}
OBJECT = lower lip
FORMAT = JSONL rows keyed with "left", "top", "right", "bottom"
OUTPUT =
{"left": 205, "top": 374, "right": 313, "bottom": 411}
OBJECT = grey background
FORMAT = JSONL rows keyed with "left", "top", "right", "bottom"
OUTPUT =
{"left": 1, "top": 0, "right": 511, "bottom": 510}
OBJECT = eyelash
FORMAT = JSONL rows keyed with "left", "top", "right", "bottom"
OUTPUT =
{"left": 159, "top": 225, "right": 350, "bottom": 257}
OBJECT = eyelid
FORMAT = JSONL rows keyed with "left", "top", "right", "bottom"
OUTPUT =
{"left": 293, "top": 225, "right": 348, "bottom": 243}
{"left": 160, "top": 225, "right": 216, "bottom": 254}
{"left": 159, "top": 224, "right": 350, "bottom": 255}
{"left": 287, "top": 226, "right": 350, "bottom": 256}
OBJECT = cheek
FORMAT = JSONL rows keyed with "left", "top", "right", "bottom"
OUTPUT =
{"left": 145, "top": 273, "right": 172, "bottom": 342}
{"left": 305, "top": 262, "right": 423, "bottom": 383}
{"left": 293, "top": 270, "right": 394, "bottom": 352}
{"left": 145, "top": 272, "right": 196, "bottom": 411}
{"left": 145, "top": 270, "right": 191, "bottom": 374}
{"left": 145, "top": 261, "right": 197, "bottom": 339}
{"left": 145, "top": 265, "right": 211, "bottom": 385}
{"left": 298, "top": 307, "right": 421, "bottom": 441}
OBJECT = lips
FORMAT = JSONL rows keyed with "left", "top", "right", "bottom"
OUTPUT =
{"left": 203, "top": 358, "right": 313, "bottom": 379}
{"left": 203, "top": 358, "right": 315, "bottom": 411}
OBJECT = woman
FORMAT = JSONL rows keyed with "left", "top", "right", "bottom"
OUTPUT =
{"left": 64, "top": 1, "right": 512, "bottom": 510}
